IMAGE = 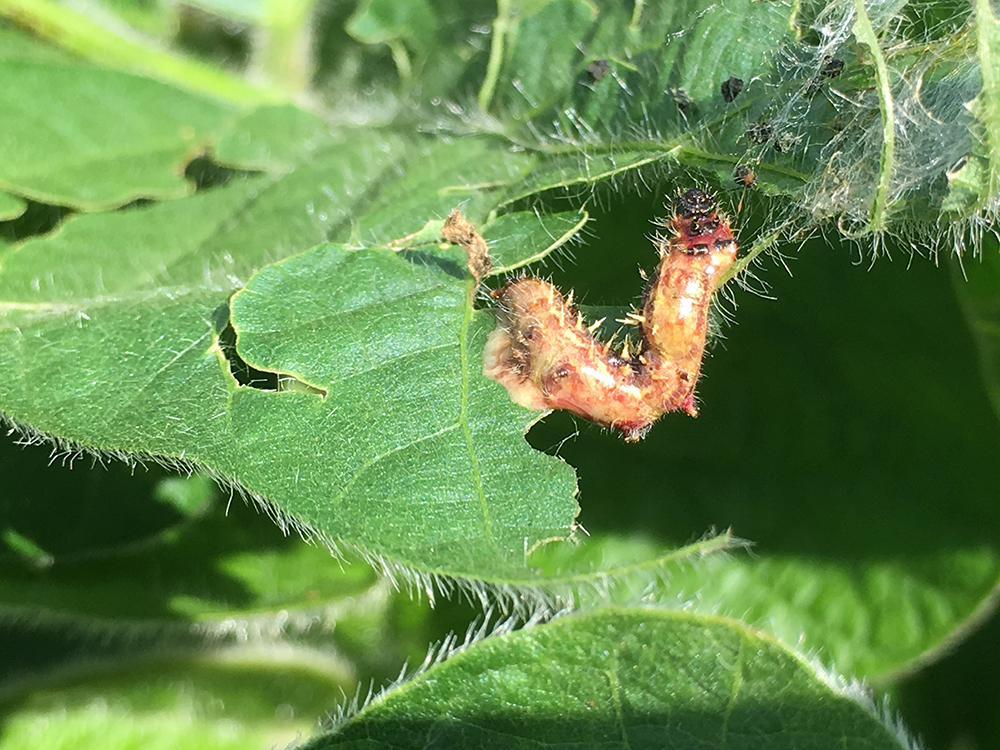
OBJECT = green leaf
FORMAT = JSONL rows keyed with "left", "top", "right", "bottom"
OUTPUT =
{"left": 346, "top": 0, "right": 437, "bottom": 54}
{"left": 0, "top": 84, "right": 598, "bottom": 581}
{"left": 0, "top": 191, "right": 26, "bottom": 220}
{"left": 971, "top": 0, "right": 1000, "bottom": 203}
{"left": 0, "top": 201, "right": 580, "bottom": 582}
{"left": 346, "top": 138, "right": 537, "bottom": 245}
{"left": 0, "top": 433, "right": 385, "bottom": 620}
{"left": 481, "top": 0, "right": 994, "bottom": 245}
{"left": 0, "top": 28, "right": 241, "bottom": 210}
{"left": 483, "top": 208, "right": 589, "bottom": 273}
{"left": 495, "top": 0, "right": 597, "bottom": 116}
{"left": 214, "top": 104, "right": 335, "bottom": 172}
{"left": 181, "top": 0, "right": 268, "bottom": 24}
{"left": 344, "top": 0, "right": 447, "bottom": 80}
{"left": 0, "top": 131, "right": 408, "bottom": 299}
{"left": 940, "top": 0, "right": 1000, "bottom": 222}
{"left": 309, "top": 608, "right": 910, "bottom": 750}
{"left": 0, "top": 649, "right": 350, "bottom": 750}
{"left": 1, "top": 7, "right": 996, "bottom": 731}
{"left": 224, "top": 244, "right": 577, "bottom": 577}
{"left": 527, "top": 530, "right": 737, "bottom": 603}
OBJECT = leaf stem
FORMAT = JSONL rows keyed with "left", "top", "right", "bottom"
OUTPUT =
{"left": 974, "top": 0, "right": 1000, "bottom": 202}
{"left": 477, "top": 0, "right": 511, "bottom": 113}
{"left": 459, "top": 278, "right": 499, "bottom": 554}
{"left": 629, "top": 0, "right": 645, "bottom": 31}
{"left": 719, "top": 220, "right": 794, "bottom": 287}
{"left": 387, "top": 40, "right": 413, "bottom": 80}
{"left": 851, "top": 0, "right": 896, "bottom": 234}
{"left": 254, "top": 0, "right": 319, "bottom": 96}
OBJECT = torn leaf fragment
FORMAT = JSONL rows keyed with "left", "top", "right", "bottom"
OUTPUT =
{"left": 443, "top": 209, "right": 493, "bottom": 281}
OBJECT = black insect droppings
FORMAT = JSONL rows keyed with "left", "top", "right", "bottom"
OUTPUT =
{"left": 772, "top": 133, "right": 799, "bottom": 153}
{"left": 746, "top": 120, "right": 774, "bottom": 145}
{"left": 821, "top": 56, "right": 845, "bottom": 78}
{"left": 720, "top": 76, "right": 743, "bottom": 102}
{"left": 667, "top": 87, "right": 693, "bottom": 113}
{"left": 586, "top": 59, "right": 610, "bottom": 82}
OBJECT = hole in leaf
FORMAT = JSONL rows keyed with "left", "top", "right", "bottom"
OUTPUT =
{"left": 512, "top": 181, "right": 673, "bottom": 307}
{"left": 212, "top": 302, "right": 327, "bottom": 397}
{"left": 0, "top": 201, "right": 74, "bottom": 244}
{"left": 175, "top": 5, "right": 253, "bottom": 70}
{"left": 184, "top": 153, "right": 259, "bottom": 192}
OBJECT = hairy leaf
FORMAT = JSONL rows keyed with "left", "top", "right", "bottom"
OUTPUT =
{"left": 308, "top": 608, "right": 910, "bottom": 750}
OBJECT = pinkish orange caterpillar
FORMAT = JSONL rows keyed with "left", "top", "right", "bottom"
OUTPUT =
{"left": 482, "top": 188, "right": 737, "bottom": 442}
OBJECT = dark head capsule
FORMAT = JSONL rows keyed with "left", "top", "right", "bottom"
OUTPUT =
{"left": 675, "top": 188, "right": 717, "bottom": 218}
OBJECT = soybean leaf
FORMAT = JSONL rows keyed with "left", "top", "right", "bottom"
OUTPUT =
{"left": 955, "top": 237, "right": 1000, "bottom": 418}
{"left": 214, "top": 105, "right": 336, "bottom": 172}
{"left": 0, "top": 644, "right": 351, "bottom": 750}
{"left": 308, "top": 608, "right": 910, "bottom": 750}
{"left": 1, "top": 0, "right": 998, "bottom": 693}
{"left": 0, "top": 182, "right": 580, "bottom": 581}
{"left": 0, "top": 34, "right": 240, "bottom": 209}
{"left": 0, "top": 191, "right": 26, "bottom": 220}
{"left": 484, "top": 0, "right": 992, "bottom": 245}
{"left": 0, "top": 1, "right": 273, "bottom": 104}
{"left": 0, "top": 438, "right": 379, "bottom": 621}
{"left": 224, "top": 244, "right": 577, "bottom": 577}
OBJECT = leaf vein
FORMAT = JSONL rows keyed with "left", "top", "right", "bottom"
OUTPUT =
{"left": 327, "top": 422, "right": 461, "bottom": 507}
{"left": 457, "top": 280, "right": 500, "bottom": 555}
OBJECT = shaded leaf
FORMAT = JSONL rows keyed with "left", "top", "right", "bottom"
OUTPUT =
{"left": 528, "top": 224, "right": 1000, "bottom": 679}
{"left": 953, "top": 236, "right": 1000, "bottom": 434}
{"left": 309, "top": 608, "right": 909, "bottom": 750}
{"left": 0, "top": 647, "right": 349, "bottom": 750}
{"left": 346, "top": 0, "right": 438, "bottom": 57}
{"left": 0, "top": 434, "right": 382, "bottom": 621}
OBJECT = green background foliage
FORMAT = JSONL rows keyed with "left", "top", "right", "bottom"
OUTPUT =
{"left": 0, "top": 0, "right": 998, "bottom": 747}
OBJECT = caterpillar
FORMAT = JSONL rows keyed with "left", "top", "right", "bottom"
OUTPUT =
{"left": 482, "top": 189, "right": 737, "bottom": 442}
